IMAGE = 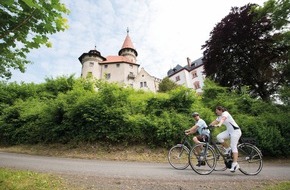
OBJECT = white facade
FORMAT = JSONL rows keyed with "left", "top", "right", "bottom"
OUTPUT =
{"left": 78, "top": 32, "right": 161, "bottom": 92}
{"left": 134, "top": 68, "right": 161, "bottom": 92}
{"left": 167, "top": 57, "right": 205, "bottom": 94}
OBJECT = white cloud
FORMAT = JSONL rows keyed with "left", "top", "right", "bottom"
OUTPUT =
{"left": 8, "top": 0, "right": 267, "bottom": 83}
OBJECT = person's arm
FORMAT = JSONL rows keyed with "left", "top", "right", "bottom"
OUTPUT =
{"left": 215, "top": 116, "right": 226, "bottom": 127}
{"left": 209, "top": 120, "right": 219, "bottom": 126}
{"left": 185, "top": 125, "right": 197, "bottom": 135}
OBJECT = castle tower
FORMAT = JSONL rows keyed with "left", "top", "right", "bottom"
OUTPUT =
{"left": 77, "top": 29, "right": 160, "bottom": 93}
{"left": 78, "top": 47, "right": 106, "bottom": 79}
{"left": 118, "top": 28, "right": 138, "bottom": 63}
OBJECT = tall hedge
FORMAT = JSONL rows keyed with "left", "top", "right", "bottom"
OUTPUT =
{"left": 0, "top": 77, "right": 289, "bottom": 157}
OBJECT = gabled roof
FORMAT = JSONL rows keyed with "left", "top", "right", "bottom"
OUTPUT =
{"left": 167, "top": 57, "right": 204, "bottom": 77}
{"left": 101, "top": 55, "right": 139, "bottom": 66}
{"left": 167, "top": 64, "right": 183, "bottom": 76}
{"left": 186, "top": 57, "right": 203, "bottom": 70}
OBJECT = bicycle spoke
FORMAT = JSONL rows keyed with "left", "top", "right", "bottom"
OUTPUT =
{"left": 189, "top": 143, "right": 216, "bottom": 175}
{"left": 238, "top": 143, "right": 263, "bottom": 175}
{"left": 168, "top": 145, "right": 190, "bottom": 170}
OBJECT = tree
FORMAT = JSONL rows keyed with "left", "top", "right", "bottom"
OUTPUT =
{"left": 254, "top": 0, "right": 290, "bottom": 104}
{"left": 0, "top": 0, "right": 70, "bottom": 79}
{"left": 202, "top": 3, "right": 289, "bottom": 102}
{"left": 158, "top": 77, "right": 178, "bottom": 92}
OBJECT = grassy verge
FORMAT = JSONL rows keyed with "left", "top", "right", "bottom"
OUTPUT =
{"left": 0, "top": 168, "right": 74, "bottom": 190}
{"left": 264, "top": 181, "right": 290, "bottom": 190}
{"left": 0, "top": 143, "right": 168, "bottom": 163}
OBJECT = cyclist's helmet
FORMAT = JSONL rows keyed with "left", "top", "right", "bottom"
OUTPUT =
{"left": 192, "top": 112, "right": 199, "bottom": 117}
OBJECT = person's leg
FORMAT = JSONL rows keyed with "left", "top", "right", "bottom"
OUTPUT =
{"left": 216, "top": 131, "right": 230, "bottom": 151}
{"left": 193, "top": 136, "right": 206, "bottom": 166}
{"left": 230, "top": 130, "right": 242, "bottom": 172}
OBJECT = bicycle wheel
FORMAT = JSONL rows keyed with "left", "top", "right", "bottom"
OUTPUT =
{"left": 214, "top": 144, "right": 227, "bottom": 171}
{"left": 237, "top": 143, "right": 263, "bottom": 175}
{"left": 189, "top": 143, "right": 216, "bottom": 175}
{"left": 168, "top": 144, "right": 190, "bottom": 170}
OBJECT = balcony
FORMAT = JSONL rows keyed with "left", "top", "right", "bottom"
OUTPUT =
{"left": 128, "top": 73, "right": 135, "bottom": 79}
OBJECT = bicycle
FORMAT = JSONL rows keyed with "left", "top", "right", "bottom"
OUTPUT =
{"left": 189, "top": 126, "right": 263, "bottom": 175}
{"left": 168, "top": 134, "right": 193, "bottom": 170}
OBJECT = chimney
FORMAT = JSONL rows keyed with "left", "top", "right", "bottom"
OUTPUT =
{"left": 187, "top": 57, "right": 191, "bottom": 67}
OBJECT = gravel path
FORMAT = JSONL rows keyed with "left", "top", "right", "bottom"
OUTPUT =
{"left": 0, "top": 152, "right": 289, "bottom": 190}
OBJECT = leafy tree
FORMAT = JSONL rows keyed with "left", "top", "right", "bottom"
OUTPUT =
{"left": 158, "top": 77, "right": 178, "bottom": 92}
{"left": 202, "top": 3, "right": 289, "bottom": 102}
{"left": 254, "top": 0, "right": 290, "bottom": 104}
{"left": 0, "top": 0, "right": 70, "bottom": 79}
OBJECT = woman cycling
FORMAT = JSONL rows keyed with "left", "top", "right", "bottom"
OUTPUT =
{"left": 210, "top": 106, "right": 242, "bottom": 172}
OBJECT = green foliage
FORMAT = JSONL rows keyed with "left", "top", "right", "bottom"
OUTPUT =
{"left": 0, "top": 77, "right": 289, "bottom": 157}
{"left": 158, "top": 77, "right": 178, "bottom": 92}
{"left": 202, "top": 3, "right": 289, "bottom": 102}
{"left": 0, "top": 0, "right": 70, "bottom": 79}
{"left": 0, "top": 168, "right": 71, "bottom": 190}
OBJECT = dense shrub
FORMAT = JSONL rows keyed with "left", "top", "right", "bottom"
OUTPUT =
{"left": 0, "top": 77, "right": 289, "bottom": 157}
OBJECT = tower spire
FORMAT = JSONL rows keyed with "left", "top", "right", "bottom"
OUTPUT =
{"left": 127, "top": 27, "right": 129, "bottom": 34}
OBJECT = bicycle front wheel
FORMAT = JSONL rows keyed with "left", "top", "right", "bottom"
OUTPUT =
{"left": 237, "top": 143, "right": 263, "bottom": 175}
{"left": 168, "top": 144, "right": 190, "bottom": 170}
{"left": 189, "top": 143, "right": 216, "bottom": 175}
{"left": 214, "top": 144, "right": 227, "bottom": 171}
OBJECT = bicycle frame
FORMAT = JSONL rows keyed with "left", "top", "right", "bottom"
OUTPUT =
{"left": 204, "top": 133, "right": 233, "bottom": 169}
{"left": 189, "top": 126, "right": 263, "bottom": 175}
{"left": 178, "top": 134, "right": 193, "bottom": 150}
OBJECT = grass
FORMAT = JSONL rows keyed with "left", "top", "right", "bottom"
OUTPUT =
{"left": 264, "top": 181, "right": 290, "bottom": 190}
{"left": 0, "top": 168, "right": 73, "bottom": 190}
{"left": 0, "top": 143, "right": 168, "bottom": 163}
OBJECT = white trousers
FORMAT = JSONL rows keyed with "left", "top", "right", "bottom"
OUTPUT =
{"left": 216, "top": 129, "right": 242, "bottom": 153}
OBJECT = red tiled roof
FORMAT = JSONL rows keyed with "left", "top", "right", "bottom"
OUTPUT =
{"left": 102, "top": 55, "right": 131, "bottom": 63}
{"left": 121, "top": 34, "right": 135, "bottom": 49}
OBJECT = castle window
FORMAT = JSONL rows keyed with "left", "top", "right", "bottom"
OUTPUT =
{"left": 194, "top": 81, "right": 200, "bottom": 89}
{"left": 140, "top": 82, "right": 143, "bottom": 87}
{"left": 104, "top": 65, "right": 108, "bottom": 68}
{"left": 130, "top": 64, "right": 133, "bottom": 68}
{"left": 116, "top": 64, "right": 120, "bottom": 67}
{"left": 144, "top": 81, "right": 147, "bottom": 87}
{"left": 87, "top": 72, "right": 93, "bottom": 78}
{"left": 176, "top": 76, "right": 180, "bottom": 81}
{"left": 192, "top": 71, "right": 197, "bottom": 78}
{"left": 89, "top": 62, "right": 94, "bottom": 67}
{"left": 105, "top": 73, "right": 111, "bottom": 79}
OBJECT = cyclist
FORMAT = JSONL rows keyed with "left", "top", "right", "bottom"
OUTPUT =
{"left": 185, "top": 112, "right": 210, "bottom": 166}
{"left": 209, "top": 106, "right": 242, "bottom": 172}
{"left": 185, "top": 112, "right": 210, "bottom": 144}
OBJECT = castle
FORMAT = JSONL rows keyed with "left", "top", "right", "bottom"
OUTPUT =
{"left": 78, "top": 30, "right": 161, "bottom": 92}
{"left": 78, "top": 30, "right": 205, "bottom": 93}
{"left": 167, "top": 57, "right": 205, "bottom": 94}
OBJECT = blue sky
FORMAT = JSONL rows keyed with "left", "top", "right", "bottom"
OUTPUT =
{"left": 9, "top": 0, "right": 267, "bottom": 84}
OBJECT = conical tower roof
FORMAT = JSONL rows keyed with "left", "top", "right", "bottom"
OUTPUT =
{"left": 118, "top": 28, "right": 138, "bottom": 56}
{"left": 121, "top": 33, "right": 135, "bottom": 49}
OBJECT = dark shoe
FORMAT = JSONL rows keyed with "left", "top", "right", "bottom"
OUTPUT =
{"left": 196, "top": 161, "right": 206, "bottom": 167}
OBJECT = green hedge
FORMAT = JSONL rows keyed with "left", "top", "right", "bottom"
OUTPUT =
{"left": 0, "top": 77, "right": 289, "bottom": 157}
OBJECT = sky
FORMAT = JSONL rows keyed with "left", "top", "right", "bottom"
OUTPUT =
{"left": 8, "top": 0, "right": 267, "bottom": 84}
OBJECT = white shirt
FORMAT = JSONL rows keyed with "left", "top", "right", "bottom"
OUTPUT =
{"left": 216, "top": 111, "right": 240, "bottom": 133}
{"left": 196, "top": 118, "right": 210, "bottom": 136}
